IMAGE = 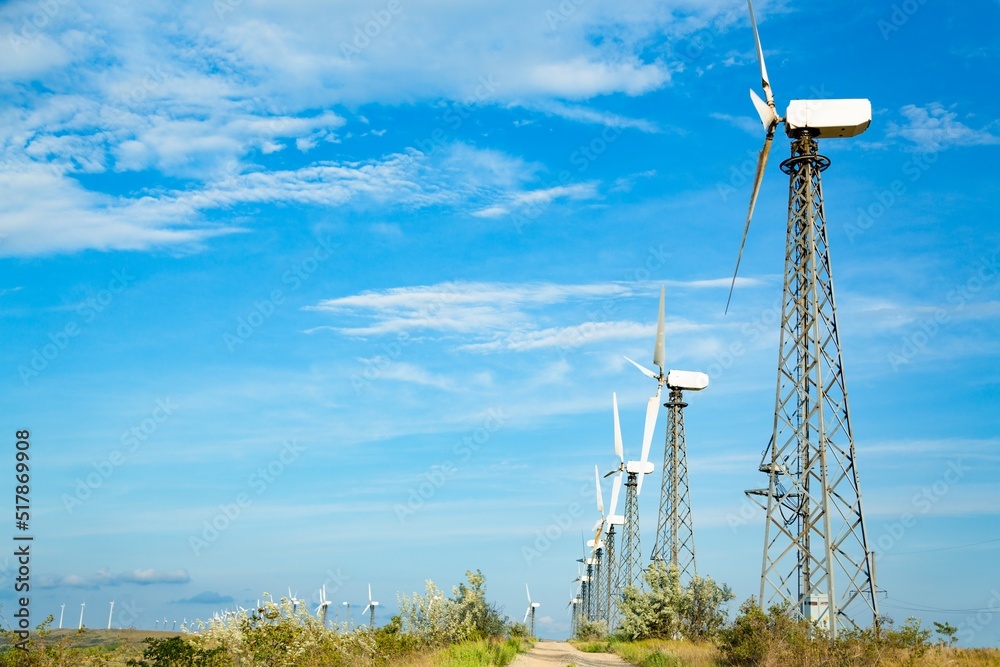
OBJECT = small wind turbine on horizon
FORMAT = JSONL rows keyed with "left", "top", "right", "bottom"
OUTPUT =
{"left": 107, "top": 601, "right": 115, "bottom": 630}
{"left": 523, "top": 584, "right": 540, "bottom": 637}
{"left": 78, "top": 602, "right": 85, "bottom": 630}
{"left": 316, "top": 585, "right": 332, "bottom": 627}
{"left": 288, "top": 588, "right": 302, "bottom": 614}
{"left": 362, "top": 584, "right": 379, "bottom": 629}
{"left": 58, "top": 603, "right": 65, "bottom": 630}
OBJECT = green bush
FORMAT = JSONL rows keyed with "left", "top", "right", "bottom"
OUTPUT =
{"left": 617, "top": 561, "right": 734, "bottom": 642}
{"left": 398, "top": 570, "right": 508, "bottom": 645}
{"left": 718, "top": 600, "right": 934, "bottom": 667}
{"left": 575, "top": 618, "right": 608, "bottom": 641}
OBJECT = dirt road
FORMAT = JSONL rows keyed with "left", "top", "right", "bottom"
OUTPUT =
{"left": 510, "top": 640, "right": 631, "bottom": 666}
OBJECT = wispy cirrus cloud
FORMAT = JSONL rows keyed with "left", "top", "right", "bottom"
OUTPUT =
{"left": 307, "top": 280, "right": 730, "bottom": 354}
{"left": 886, "top": 103, "right": 1000, "bottom": 152}
{"left": 37, "top": 568, "right": 191, "bottom": 589}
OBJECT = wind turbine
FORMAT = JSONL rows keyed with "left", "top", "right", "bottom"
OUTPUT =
{"left": 78, "top": 602, "right": 86, "bottom": 630}
{"left": 59, "top": 604, "right": 65, "bottom": 630}
{"left": 566, "top": 587, "right": 582, "bottom": 638}
{"left": 627, "top": 286, "right": 708, "bottom": 581}
{"left": 729, "top": 0, "right": 879, "bottom": 638}
{"left": 523, "top": 584, "right": 540, "bottom": 637}
{"left": 587, "top": 467, "right": 606, "bottom": 623}
{"left": 573, "top": 537, "right": 593, "bottom": 623}
{"left": 316, "top": 585, "right": 332, "bottom": 627}
{"left": 600, "top": 394, "right": 626, "bottom": 630}
{"left": 342, "top": 601, "right": 351, "bottom": 627}
{"left": 107, "top": 601, "right": 115, "bottom": 630}
{"left": 362, "top": 584, "right": 379, "bottom": 629}
{"left": 609, "top": 371, "right": 660, "bottom": 591}
{"left": 288, "top": 588, "right": 302, "bottom": 614}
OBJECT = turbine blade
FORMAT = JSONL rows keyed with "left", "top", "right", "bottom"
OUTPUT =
{"left": 653, "top": 285, "right": 666, "bottom": 372}
{"left": 637, "top": 395, "right": 660, "bottom": 495}
{"left": 368, "top": 584, "right": 372, "bottom": 603}
{"left": 725, "top": 132, "right": 773, "bottom": 314}
{"left": 608, "top": 471, "right": 623, "bottom": 518}
{"left": 612, "top": 392, "right": 623, "bottom": 463}
{"left": 594, "top": 465, "right": 604, "bottom": 515}
{"left": 624, "top": 356, "right": 658, "bottom": 380}
{"left": 750, "top": 88, "right": 778, "bottom": 130}
{"left": 747, "top": 0, "right": 774, "bottom": 107}
{"left": 523, "top": 606, "right": 531, "bottom": 624}
{"left": 526, "top": 582, "right": 531, "bottom": 603}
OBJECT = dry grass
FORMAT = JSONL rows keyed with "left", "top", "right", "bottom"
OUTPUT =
{"left": 573, "top": 639, "right": 1000, "bottom": 667}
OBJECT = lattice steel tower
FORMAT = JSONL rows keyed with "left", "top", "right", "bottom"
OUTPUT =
{"left": 650, "top": 386, "right": 696, "bottom": 577}
{"left": 729, "top": 0, "right": 880, "bottom": 638}
{"left": 626, "top": 288, "right": 709, "bottom": 580}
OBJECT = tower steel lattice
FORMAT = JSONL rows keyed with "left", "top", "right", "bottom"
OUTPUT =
{"left": 650, "top": 386, "right": 697, "bottom": 579}
{"left": 619, "top": 473, "right": 643, "bottom": 590}
{"left": 603, "top": 525, "right": 619, "bottom": 630}
{"left": 592, "top": 546, "right": 604, "bottom": 622}
{"left": 745, "top": 131, "right": 879, "bottom": 637}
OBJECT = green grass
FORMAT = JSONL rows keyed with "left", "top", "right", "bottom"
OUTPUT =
{"left": 406, "top": 638, "right": 527, "bottom": 666}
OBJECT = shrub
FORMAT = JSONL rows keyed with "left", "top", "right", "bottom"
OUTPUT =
{"left": 397, "top": 570, "right": 508, "bottom": 645}
{"left": 575, "top": 618, "right": 609, "bottom": 641}
{"left": 616, "top": 561, "right": 734, "bottom": 642}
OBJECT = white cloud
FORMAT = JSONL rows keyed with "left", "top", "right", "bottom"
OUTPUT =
{"left": 308, "top": 280, "right": 731, "bottom": 356}
{"left": 36, "top": 568, "right": 191, "bottom": 589}
{"left": 887, "top": 103, "right": 1000, "bottom": 152}
{"left": 0, "top": 144, "right": 535, "bottom": 255}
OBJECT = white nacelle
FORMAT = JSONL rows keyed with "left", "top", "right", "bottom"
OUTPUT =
{"left": 626, "top": 460, "right": 655, "bottom": 475}
{"left": 607, "top": 515, "right": 625, "bottom": 526}
{"left": 784, "top": 99, "right": 872, "bottom": 138}
{"left": 666, "top": 370, "right": 709, "bottom": 391}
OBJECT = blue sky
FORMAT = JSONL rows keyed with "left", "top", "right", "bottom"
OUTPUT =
{"left": 1, "top": 0, "right": 999, "bottom": 645}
